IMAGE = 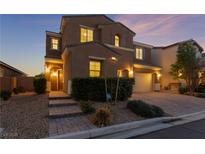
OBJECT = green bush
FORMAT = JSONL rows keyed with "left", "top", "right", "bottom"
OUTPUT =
{"left": 33, "top": 76, "right": 47, "bottom": 94}
{"left": 92, "top": 105, "right": 113, "bottom": 127}
{"left": 72, "top": 77, "right": 134, "bottom": 101}
{"left": 0, "top": 90, "right": 12, "bottom": 101}
{"left": 13, "top": 86, "right": 26, "bottom": 94}
{"left": 80, "top": 101, "right": 95, "bottom": 114}
{"left": 127, "top": 100, "right": 164, "bottom": 118}
{"left": 179, "top": 86, "right": 188, "bottom": 94}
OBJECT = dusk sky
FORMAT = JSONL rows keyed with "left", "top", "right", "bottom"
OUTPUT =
{"left": 1, "top": 14, "right": 205, "bottom": 76}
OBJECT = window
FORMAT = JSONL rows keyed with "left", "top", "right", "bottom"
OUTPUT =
{"left": 51, "top": 38, "right": 59, "bottom": 50}
{"left": 115, "top": 35, "right": 120, "bottom": 47}
{"left": 89, "top": 60, "right": 101, "bottom": 77}
{"left": 80, "top": 27, "right": 93, "bottom": 43}
{"left": 136, "top": 48, "right": 144, "bottom": 60}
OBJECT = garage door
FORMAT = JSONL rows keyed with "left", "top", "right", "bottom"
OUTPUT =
{"left": 134, "top": 73, "right": 152, "bottom": 92}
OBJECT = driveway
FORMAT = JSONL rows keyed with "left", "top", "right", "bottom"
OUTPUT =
{"left": 131, "top": 92, "right": 205, "bottom": 116}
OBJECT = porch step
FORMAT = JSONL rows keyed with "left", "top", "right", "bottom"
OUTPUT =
{"left": 49, "top": 99, "right": 78, "bottom": 107}
{"left": 49, "top": 106, "right": 83, "bottom": 119}
{"left": 49, "top": 95, "right": 72, "bottom": 100}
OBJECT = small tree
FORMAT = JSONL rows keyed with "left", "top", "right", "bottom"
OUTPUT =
{"left": 170, "top": 42, "right": 201, "bottom": 94}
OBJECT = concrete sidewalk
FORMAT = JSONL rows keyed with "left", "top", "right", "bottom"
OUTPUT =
{"left": 133, "top": 119, "right": 205, "bottom": 139}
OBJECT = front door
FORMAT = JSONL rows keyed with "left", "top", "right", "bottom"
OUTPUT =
{"left": 50, "top": 69, "right": 63, "bottom": 91}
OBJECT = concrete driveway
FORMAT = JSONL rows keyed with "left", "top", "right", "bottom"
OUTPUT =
{"left": 131, "top": 92, "right": 205, "bottom": 116}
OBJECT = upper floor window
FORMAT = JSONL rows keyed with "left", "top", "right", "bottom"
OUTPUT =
{"left": 89, "top": 60, "right": 101, "bottom": 77}
{"left": 80, "top": 27, "right": 93, "bottom": 43}
{"left": 51, "top": 38, "right": 59, "bottom": 50}
{"left": 136, "top": 48, "right": 144, "bottom": 60}
{"left": 115, "top": 35, "right": 120, "bottom": 47}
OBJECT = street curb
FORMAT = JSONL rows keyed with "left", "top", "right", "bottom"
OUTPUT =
{"left": 47, "top": 117, "right": 169, "bottom": 139}
{"left": 47, "top": 110, "right": 205, "bottom": 139}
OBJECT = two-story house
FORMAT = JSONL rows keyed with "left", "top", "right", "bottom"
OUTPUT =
{"left": 45, "top": 15, "right": 204, "bottom": 94}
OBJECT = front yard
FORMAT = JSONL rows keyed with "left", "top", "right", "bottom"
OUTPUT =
{"left": 0, "top": 93, "right": 48, "bottom": 139}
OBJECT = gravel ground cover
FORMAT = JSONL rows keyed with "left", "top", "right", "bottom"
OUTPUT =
{"left": 0, "top": 93, "right": 49, "bottom": 139}
{"left": 88, "top": 101, "right": 144, "bottom": 125}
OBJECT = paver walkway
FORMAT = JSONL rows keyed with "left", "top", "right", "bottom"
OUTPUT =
{"left": 48, "top": 98, "right": 95, "bottom": 137}
{"left": 131, "top": 92, "right": 205, "bottom": 116}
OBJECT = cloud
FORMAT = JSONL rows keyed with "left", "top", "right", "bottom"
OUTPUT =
{"left": 112, "top": 14, "right": 200, "bottom": 45}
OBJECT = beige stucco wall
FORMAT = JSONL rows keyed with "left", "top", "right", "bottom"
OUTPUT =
{"left": 152, "top": 46, "right": 180, "bottom": 88}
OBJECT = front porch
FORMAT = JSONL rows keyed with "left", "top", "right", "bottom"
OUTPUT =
{"left": 45, "top": 58, "right": 64, "bottom": 92}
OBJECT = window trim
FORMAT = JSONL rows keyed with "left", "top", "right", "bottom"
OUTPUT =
{"left": 89, "top": 60, "right": 101, "bottom": 77}
{"left": 136, "top": 48, "right": 144, "bottom": 60}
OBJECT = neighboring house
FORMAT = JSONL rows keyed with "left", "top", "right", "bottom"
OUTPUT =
{"left": 152, "top": 39, "right": 204, "bottom": 90}
{"left": 0, "top": 60, "right": 26, "bottom": 77}
{"left": 44, "top": 15, "right": 204, "bottom": 94}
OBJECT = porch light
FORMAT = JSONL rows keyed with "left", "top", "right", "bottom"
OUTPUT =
{"left": 129, "top": 70, "right": 133, "bottom": 78}
{"left": 51, "top": 71, "right": 58, "bottom": 77}
{"left": 178, "top": 72, "right": 182, "bottom": 77}
{"left": 157, "top": 73, "right": 161, "bottom": 78}
{"left": 111, "top": 56, "right": 117, "bottom": 61}
{"left": 157, "top": 73, "right": 161, "bottom": 80}
{"left": 45, "top": 66, "right": 50, "bottom": 73}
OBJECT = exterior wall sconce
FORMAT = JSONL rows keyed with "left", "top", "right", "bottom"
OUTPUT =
{"left": 129, "top": 70, "right": 134, "bottom": 78}
{"left": 111, "top": 56, "right": 117, "bottom": 61}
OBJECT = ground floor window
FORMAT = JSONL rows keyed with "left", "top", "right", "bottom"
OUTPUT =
{"left": 89, "top": 60, "right": 101, "bottom": 77}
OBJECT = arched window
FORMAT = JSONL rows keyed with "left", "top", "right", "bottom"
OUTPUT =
{"left": 115, "top": 35, "right": 120, "bottom": 47}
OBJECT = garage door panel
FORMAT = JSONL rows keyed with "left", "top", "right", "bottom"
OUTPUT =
{"left": 134, "top": 73, "right": 152, "bottom": 92}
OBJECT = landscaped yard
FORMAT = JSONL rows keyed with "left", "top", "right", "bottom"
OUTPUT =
{"left": 0, "top": 93, "right": 49, "bottom": 139}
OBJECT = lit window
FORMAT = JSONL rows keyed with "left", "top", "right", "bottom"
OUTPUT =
{"left": 51, "top": 38, "right": 59, "bottom": 50}
{"left": 80, "top": 27, "right": 93, "bottom": 43}
{"left": 89, "top": 60, "right": 101, "bottom": 77}
{"left": 115, "top": 35, "right": 120, "bottom": 47}
{"left": 136, "top": 48, "right": 144, "bottom": 60}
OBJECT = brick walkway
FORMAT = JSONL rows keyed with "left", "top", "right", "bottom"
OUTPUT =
{"left": 48, "top": 98, "right": 96, "bottom": 137}
{"left": 49, "top": 116, "right": 96, "bottom": 136}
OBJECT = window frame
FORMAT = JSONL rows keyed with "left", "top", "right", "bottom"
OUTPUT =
{"left": 136, "top": 48, "right": 144, "bottom": 60}
{"left": 80, "top": 26, "right": 94, "bottom": 43}
{"left": 89, "top": 60, "right": 101, "bottom": 77}
{"left": 115, "top": 35, "right": 120, "bottom": 47}
{"left": 51, "top": 38, "right": 59, "bottom": 50}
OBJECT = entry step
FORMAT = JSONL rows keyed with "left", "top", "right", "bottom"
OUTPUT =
{"left": 49, "top": 106, "right": 83, "bottom": 119}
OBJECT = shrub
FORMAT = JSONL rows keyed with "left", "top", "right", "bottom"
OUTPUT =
{"left": 72, "top": 77, "right": 134, "bottom": 101}
{"left": 80, "top": 101, "right": 95, "bottom": 114}
{"left": 13, "top": 86, "right": 26, "bottom": 94}
{"left": 92, "top": 105, "right": 113, "bottom": 127}
{"left": 196, "top": 83, "right": 205, "bottom": 93}
{"left": 127, "top": 100, "right": 164, "bottom": 118}
{"left": 179, "top": 86, "right": 187, "bottom": 94}
{"left": 0, "top": 90, "right": 12, "bottom": 101}
{"left": 33, "top": 75, "right": 47, "bottom": 94}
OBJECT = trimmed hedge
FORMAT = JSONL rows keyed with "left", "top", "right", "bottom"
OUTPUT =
{"left": 33, "top": 76, "right": 47, "bottom": 94}
{"left": 72, "top": 77, "right": 134, "bottom": 101}
{"left": 127, "top": 100, "right": 164, "bottom": 118}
